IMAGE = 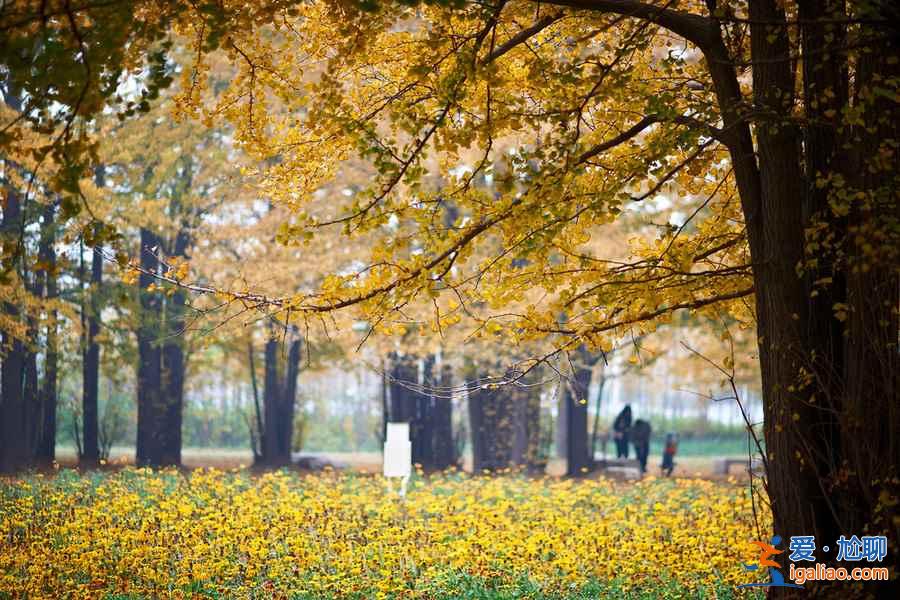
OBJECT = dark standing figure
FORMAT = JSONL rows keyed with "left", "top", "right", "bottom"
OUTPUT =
{"left": 631, "top": 419, "right": 651, "bottom": 474}
{"left": 612, "top": 405, "right": 632, "bottom": 458}
{"left": 661, "top": 432, "right": 678, "bottom": 477}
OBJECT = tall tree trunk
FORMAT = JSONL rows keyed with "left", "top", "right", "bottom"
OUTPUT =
{"left": 261, "top": 335, "right": 281, "bottom": 464}
{"left": 388, "top": 352, "right": 417, "bottom": 423}
{"left": 160, "top": 229, "right": 190, "bottom": 467}
{"left": 259, "top": 328, "right": 301, "bottom": 466}
{"left": 280, "top": 333, "right": 301, "bottom": 457}
{"left": 0, "top": 175, "right": 30, "bottom": 472}
{"left": 590, "top": 373, "right": 606, "bottom": 459}
{"left": 247, "top": 340, "right": 263, "bottom": 460}
{"left": 696, "top": 2, "right": 900, "bottom": 592}
{"left": 24, "top": 251, "right": 41, "bottom": 462}
{"left": 469, "top": 368, "right": 516, "bottom": 473}
{"left": 36, "top": 203, "right": 58, "bottom": 463}
{"left": 555, "top": 391, "right": 567, "bottom": 460}
{"left": 81, "top": 246, "right": 103, "bottom": 466}
{"left": 563, "top": 349, "right": 592, "bottom": 477}
{"left": 432, "top": 362, "right": 455, "bottom": 470}
{"left": 413, "top": 355, "right": 436, "bottom": 468}
{"left": 389, "top": 352, "right": 439, "bottom": 468}
{"left": 136, "top": 228, "right": 164, "bottom": 467}
{"left": 510, "top": 377, "right": 542, "bottom": 474}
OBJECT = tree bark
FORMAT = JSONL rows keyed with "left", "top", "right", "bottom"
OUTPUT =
{"left": 510, "top": 376, "right": 543, "bottom": 473}
{"left": 564, "top": 349, "right": 593, "bottom": 477}
{"left": 160, "top": 229, "right": 190, "bottom": 467}
{"left": 0, "top": 176, "right": 30, "bottom": 472}
{"left": 81, "top": 246, "right": 103, "bottom": 466}
{"left": 412, "top": 355, "right": 437, "bottom": 468}
{"left": 261, "top": 335, "right": 281, "bottom": 464}
{"left": 469, "top": 368, "right": 516, "bottom": 472}
{"left": 23, "top": 273, "right": 40, "bottom": 462}
{"left": 281, "top": 333, "right": 301, "bottom": 457}
{"left": 36, "top": 203, "right": 58, "bottom": 463}
{"left": 136, "top": 228, "right": 164, "bottom": 467}
{"left": 432, "top": 363, "right": 455, "bottom": 470}
{"left": 259, "top": 329, "right": 301, "bottom": 466}
{"left": 247, "top": 340, "right": 264, "bottom": 460}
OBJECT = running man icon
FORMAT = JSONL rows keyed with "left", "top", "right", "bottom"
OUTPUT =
{"left": 739, "top": 536, "right": 804, "bottom": 589}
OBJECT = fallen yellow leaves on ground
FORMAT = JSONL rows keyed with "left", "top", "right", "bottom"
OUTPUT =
{"left": 0, "top": 469, "right": 764, "bottom": 598}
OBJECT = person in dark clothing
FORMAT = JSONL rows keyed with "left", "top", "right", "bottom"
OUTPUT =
{"left": 631, "top": 419, "right": 652, "bottom": 474}
{"left": 612, "top": 405, "right": 632, "bottom": 458}
{"left": 661, "top": 432, "right": 678, "bottom": 477}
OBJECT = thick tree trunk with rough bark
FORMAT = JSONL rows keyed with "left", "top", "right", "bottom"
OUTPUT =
{"left": 704, "top": 2, "right": 898, "bottom": 594}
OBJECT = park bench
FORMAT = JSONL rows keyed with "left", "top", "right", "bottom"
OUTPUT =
{"left": 714, "top": 457, "right": 764, "bottom": 475}
{"left": 594, "top": 457, "right": 642, "bottom": 478}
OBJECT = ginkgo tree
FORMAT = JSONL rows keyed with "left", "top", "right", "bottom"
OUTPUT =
{"left": 172, "top": 0, "right": 897, "bottom": 589}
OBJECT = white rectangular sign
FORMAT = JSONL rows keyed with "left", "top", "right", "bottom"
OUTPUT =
{"left": 383, "top": 422, "right": 411, "bottom": 478}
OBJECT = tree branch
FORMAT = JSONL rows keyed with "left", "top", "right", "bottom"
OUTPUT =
{"left": 576, "top": 115, "right": 658, "bottom": 165}
{"left": 535, "top": 0, "right": 717, "bottom": 50}
{"left": 481, "top": 11, "right": 565, "bottom": 65}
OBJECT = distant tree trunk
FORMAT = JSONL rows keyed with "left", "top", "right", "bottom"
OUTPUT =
{"left": 564, "top": 348, "right": 593, "bottom": 477}
{"left": 259, "top": 328, "right": 301, "bottom": 466}
{"left": 136, "top": 228, "right": 164, "bottom": 467}
{"left": 413, "top": 355, "right": 436, "bottom": 468}
{"left": 281, "top": 333, "right": 301, "bottom": 456}
{"left": 389, "top": 352, "right": 441, "bottom": 468}
{"left": 23, "top": 341, "right": 39, "bottom": 458}
{"left": 0, "top": 176, "right": 30, "bottom": 472}
{"left": 36, "top": 203, "right": 58, "bottom": 463}
{"left": 555, "top": 392, "right": 566, "bottom": 461}
{"left": 431, "top": 363, "right": 455, "bottom": 470}
{"left": 81, "top": 245, "right": 103, "bottom": 466}
{"left": 388, "top": 352, "right": 417, "bottom": 422}
{"left": 247, "top": 340, "right": 263, "bottom": 461}
{"left": 160, "top": 229, "right": 190, "bottom": 466}
{"left": 262, "top": 335, "right": 281, "bottom": 464}
{"left": 379, "top": 356, "right": 388, "bottom": 444}
{"left": 590, "top": 372, "right": 607, "bottom": 459}
{"left": 469, "top": 369, "right": 516, "bottom": 472}
{"left": 23, "top": 252, "right": 41, "bottom": 460}
{"left": 510, "top": 378, "right": 542, "bottom": 473}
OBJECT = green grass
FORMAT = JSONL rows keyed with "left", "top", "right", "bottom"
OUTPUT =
{"left": 655, "top": 436, "right": 760, "bottom": 457}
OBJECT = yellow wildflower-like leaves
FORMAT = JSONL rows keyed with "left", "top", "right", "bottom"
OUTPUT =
{"left": 0, "top": 469, "right": 765, "bottom": 598}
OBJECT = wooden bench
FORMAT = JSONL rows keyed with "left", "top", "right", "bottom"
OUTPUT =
{"left": 714, "top": 457, "right": 764, "bottom": 475}
{"left": 594, "top": 457, "right": 642, "bottom": 478}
